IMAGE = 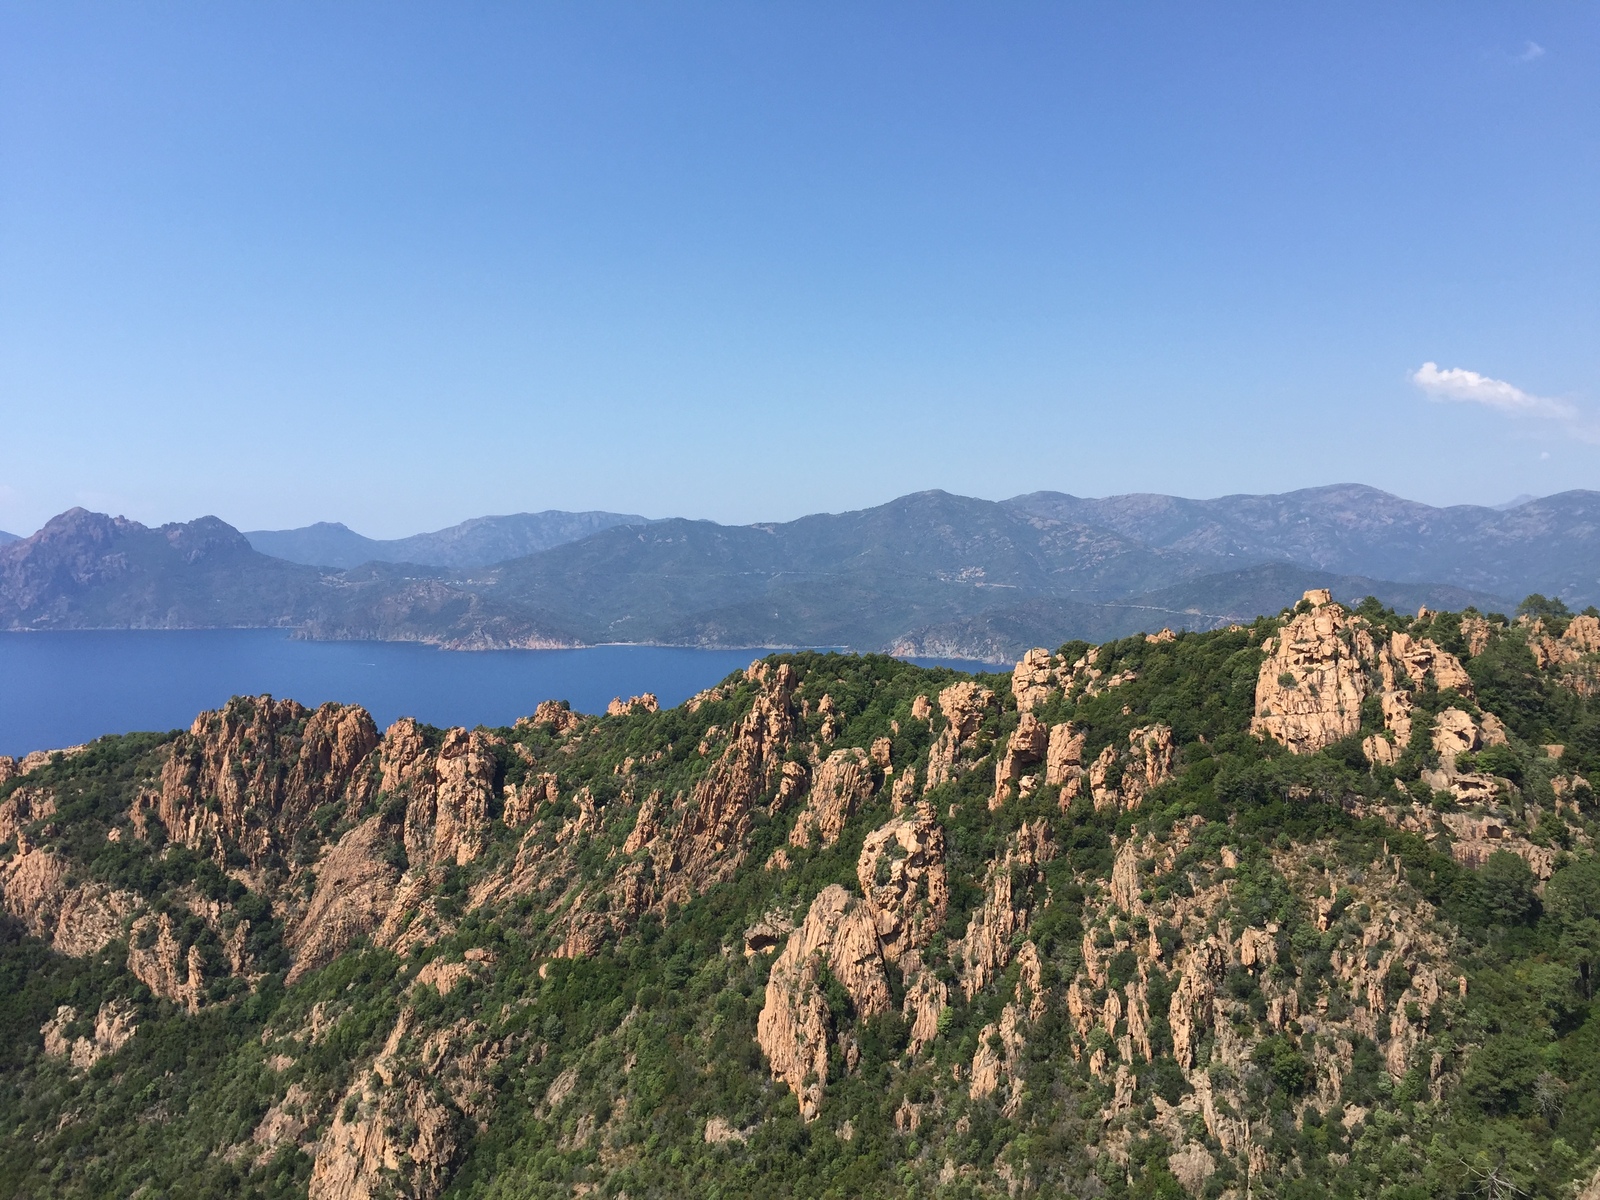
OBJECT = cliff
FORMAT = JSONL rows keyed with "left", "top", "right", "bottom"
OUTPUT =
{"left": 3, "top": 597, "right": 1600, "bottom": 1198}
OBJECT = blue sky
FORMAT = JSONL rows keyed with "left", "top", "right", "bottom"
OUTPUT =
{"left": 1, "top": 3, "right": 1595, "bottom": 537}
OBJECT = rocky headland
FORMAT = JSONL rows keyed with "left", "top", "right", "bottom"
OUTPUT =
{"left": 2, "top": 592, "right": 1600, "bottom": 1197}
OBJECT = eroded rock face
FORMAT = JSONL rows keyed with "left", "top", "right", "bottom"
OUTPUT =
{"left": 0, "top": 845, "right": 139, "bottom": 957}
{"left": 1431, "top": 707, "right": 1478, "bottom": 765}
{"left": 520, "top": 699, "right": 581, "bottom": 735}
{"left": 1388, "top": 632, "right": 1473, "bottom": 695}
{"left": 857, "top": 803, "right": 947, "bottom": 960}
{"left": 991, "top": 713, "right": 1048, "bottom": 809}
{"left": 606, "top": 693, "right": 659, "bottom": 716}
{"left": 756, "top": 885, "right": 892, "bottom": 1121}
{"left": 1045, "top": 722, "right": 1085, "bottom": 791}
{"left": 925, "top": 682, "right": 995, "bottom": 793}
{"left": 1460, "top": 614, "right": 1495, "bottom": 657}
{"left": 287, "top": 817, "right": 403, "bottom": 985}
{"left": 41, "top": 1000, "right": 137, "bottom": 1070}
{"left": 381, "top": 721, "right": 497, "bottom": 870}
{"left": 55, "top": 881, "right": 140, "bottom": 957}
{"left": 1257, "top": 592, "right": 1487, "bottom": 765}
{"left": 759, "top": 800, "right": 956, "bottom": 1118}
{"left": 650, "top": 661, "right": 798, "bottom": 910}
{"left": 151, "top": 697, "right": 378, "bottom": 866}
{"left": 128, "top": 912, "right": 207, "bottom": 1012}
{"left": 1012, "top": 648, "right": 1056, "bottom": 713}
{"left": 309, "top": 1008, "right": 504, "bottom": 1200}
{"left": 969, "top": 1003, "right": 1024, "bottom": 1105}
{"left": 0, "top": 785, "right": 53, "bottom": 844}
{"left": 1061, "top": 825, "right": 1465, "bottom": 1176}
{"left": 503, "top": 772, "right": 558, "bottom": 828}
{"left": 1120, "top": 724, "right": 1175, "bottom": 809}
{"left": 1252, "top": 593, "right": 1374, "bottom": 754}
{"left": 1440, "top": 813, "right": 1556, "bottom": 878}
{"left": 1, "top": 845, "right": 70, "bottom": 942}
{"left": 791, "top": 747, "right": 875, "bottom": 849}
{"left": 958, "top": 821, "right": 1054, "bottom": 1000}
{"left": 900, "top": 950, "right": 947, "bottom": 1056}
{"left": 1568, "top": 615, "right": 1600, "bottom": 655}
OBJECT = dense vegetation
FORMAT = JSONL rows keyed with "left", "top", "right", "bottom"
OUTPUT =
{"left": 2, "top": 598, "right": 1600, "bottom": 1198}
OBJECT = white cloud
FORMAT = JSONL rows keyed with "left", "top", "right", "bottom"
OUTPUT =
{"left": 1410, "top": 362, "right": 1576, "bottom": 420}
{"left": 1517, "top": 41, "right": 1546, "bottom": 62}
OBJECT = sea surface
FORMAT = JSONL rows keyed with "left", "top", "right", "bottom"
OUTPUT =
{"left": 0, "top": 630, "right": 991, "bottom": 757}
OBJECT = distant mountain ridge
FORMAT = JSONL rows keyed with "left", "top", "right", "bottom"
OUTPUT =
{"left": 244, "top": 509, "right": 652, "bottom": 569}
{"left": 1001, "top": 484, "right": 1600, "bottom": 599}
{"left": 1, "top": 484, "right": 1591, "bottom": 660}
{"left": 0, "top": 530, "right": 17, "bottom": 546}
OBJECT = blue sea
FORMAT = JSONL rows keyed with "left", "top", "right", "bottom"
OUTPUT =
{"left": 0, "top": 630, "right": 991, "bottom": 757}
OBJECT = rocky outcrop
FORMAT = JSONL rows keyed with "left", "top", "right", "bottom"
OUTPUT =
{"left": 900, "top": 953, "right": 947, "bottom": 1056}
{"left": 958, "top": 821, "right": 1054, "bottom": 999}
{"left": 0, "top": 744, "right": 88, "bottom": 781}
{"left": 150, "top": 697, "right": 378, "bottom": 865}
{"left": 1080, "top": 725, "right": 1176, "bottom": 812}
{"left": 520, "top": 699, "right": 581, "bottom": 735}
{"left": 756, "top": 885, "right": 892, "bottom": 1121}
{"left": 1439, "top": 812, "right": 1557, "bottom": 878}
{"left": 1252, "top": 592, "right": 1376, "bottom": 753}
{"left": 1361, "top": 693, "right": 1414, "bottom": 767}
{"left": 969, "top": 1002, "right": 1025, "bottom": 1105}
{"left": 40, "top": 1000, "right": 137, "bottom": 1069}
{"left": 502, "top": 771, "right": 559, "bottom": 827}
{"left": 924, "top": 681, "right": 995, "bottom": 793}
{"left": 308, "top": 1007, "right": 502, "bottom": 1200}
{"left": 606, "top": 693, "right": 659, "bottom": 716}
{"left": 1045, "top": 722, "right": 1085, "bottom": 791}
{"left": 990, "top": 713, "right": 1048, "bottom": 808}
{"left": 790, "top": 747, "right": 875, "bottom": 849}
{"left": 1460, "top": 614, "right": 1495, "bottom": 656}
{"left": 1012, "top": 648, "right": 1056, "bottom": 713}
{"left": 743, "top": 910, "right": 795, "bottom": 957}
{"left": 54, "top": 879, "right": 141, "bottom": 957}
{"left": 1061, "top": 825, "right": 1463, "bottom": 1180}
{"left": 1529, "top": 616, "right": 1600, "bottom": 694}
{"left": 287, "top": 817, "right": 404, "bottom": 985}
{"left": 1387, "top": 631, "right": 1473, "bottom": 694}
{"left": 380, "top": 721, "right": 497, "bottom": 870}
{"left": 0, "top": 784, "right": 53, "bottom": 843}
{"left": 1256, "top": 591, "right": 1488, "bottom": 764}
{"left": 760, "top": 800, "right": 954, "bottom": 1117}
{"left": 1431, "top": 707, "right": 1479, "bottom": 765}
{"left": 856, "top": 804, "right": 946, "bottom": 960}
{"left": 1120, "top": 724, "right": 1175, "bottom": 809}
{"left": 654, "top": 661, "right": 797, "bottom": 907}
{"left": 0, "top": 844, "right": 137, "bottom": 957}
{"left": 128, "top": 912, "right": 208, "bottom": 1012}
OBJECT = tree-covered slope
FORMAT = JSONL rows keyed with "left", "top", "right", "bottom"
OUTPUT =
{"left": 5, "top": 592, "right": 1600, "bottom": 1198}
{"left": 0, "top": 488, "right": 1537, "bottom": 657}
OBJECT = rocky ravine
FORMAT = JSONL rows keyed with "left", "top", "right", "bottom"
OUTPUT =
{"left": 2, "top": 598, "right": 1600, "bottom": 1198}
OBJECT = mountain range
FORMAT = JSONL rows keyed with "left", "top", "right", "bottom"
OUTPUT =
{"left": 1, "top": 484, "right": 1594, "bottom": 660}
{"left": 243, "top": 510, "right": 652, "bottom": 570}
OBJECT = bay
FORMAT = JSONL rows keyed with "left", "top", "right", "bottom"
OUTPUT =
{"left": 0, "top": 630, "right": 990, "bottom": 757}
